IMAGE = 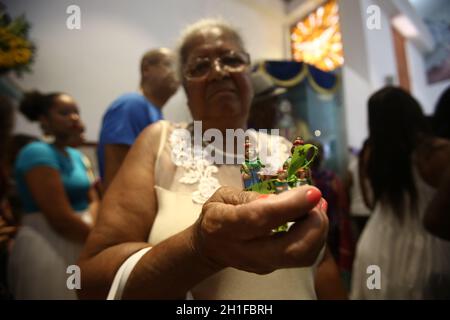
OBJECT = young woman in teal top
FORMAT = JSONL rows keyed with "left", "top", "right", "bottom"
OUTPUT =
{"left": 15, "top": 141, "right": 91, "bottom": 214}
{"left": 8, "top": 91, "right": 99, "bottom": 300}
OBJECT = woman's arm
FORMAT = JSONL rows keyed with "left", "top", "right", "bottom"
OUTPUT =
{"left": 78, "top": 123, "right": 219, "bottom": 299}
{"left": 103, "top": 144, "right": 130, "bottom": 192}
{"left": 78, "top": 122, "right": 163, "bottom": 299}
{"left": 25, "top": 167, "right": 91, "bottom": 243}
{"left": 315, "top": 247, "right": 348, "bottom": 299}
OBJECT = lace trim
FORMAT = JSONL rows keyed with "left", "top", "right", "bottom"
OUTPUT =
{"left": 168, "top": 125, "right": 290, "bottom": 204}
{"left": 169, "top": 125, "right": 220, "bottom": 204}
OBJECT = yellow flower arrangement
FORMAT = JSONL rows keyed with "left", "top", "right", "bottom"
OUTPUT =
{"left": 0, "top": 3, "right": 36, "bottom": 76}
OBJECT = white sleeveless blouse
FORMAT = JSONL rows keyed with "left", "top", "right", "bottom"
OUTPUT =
{"left": 149, "top": 120, "right": 319, "bottom": 299}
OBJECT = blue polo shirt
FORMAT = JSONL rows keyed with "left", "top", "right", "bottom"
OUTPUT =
{"left": 97, "top": 93, "right": 163, "bottom": 179}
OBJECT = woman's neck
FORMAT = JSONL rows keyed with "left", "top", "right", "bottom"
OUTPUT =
{"left": 52, "top": 138, "right": 69, "bottom": 156}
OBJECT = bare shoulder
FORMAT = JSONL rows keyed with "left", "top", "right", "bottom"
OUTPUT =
{"left": 130, "top": 120, "right": 167, "bottom": 159}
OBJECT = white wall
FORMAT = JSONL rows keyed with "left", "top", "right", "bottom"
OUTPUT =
{"left": 339, "top": 0, "right": 449, "bottom": 148}
{"left": 406, "top": 0, "right": 450, "bottom": 114}
{"left": 364, "top": 0, "right": 397, "bottom": 91}
{"left": 338, "top": 0, "right": 373, "bottom": 149}
{"left": 5, "top": 0, "right": 285, "bottom": 141}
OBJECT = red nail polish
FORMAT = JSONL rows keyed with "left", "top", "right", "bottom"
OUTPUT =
{"left": 258, "top": 194, "right": 270, "bottom": 200}
{"left": 321, "top": 199, "right": 328, "bottom": 211}
{"left": 306, "top": 188, "right": 321, "bottom": 204}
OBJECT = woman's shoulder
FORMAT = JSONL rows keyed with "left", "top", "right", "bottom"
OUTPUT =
{"left": 415, "top": 137, "right": 450, "bottom": 188}
{"left": 17, "top": 141, "right": 53, "bottom": 160}
{"left": 140, "top": 120, "right": 169, "bottom": 138}
{"left": 15, "top": 141, "right": 59, "bottom": 172}
{"left": 140, "top": 120, "right": 187, "bottom": 140}
{"left": 129, "top": 120, "right": 177, "bottom": 160}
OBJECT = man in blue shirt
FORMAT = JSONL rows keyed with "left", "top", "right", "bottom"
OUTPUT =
{"left": 98, "top": 48, "right": 179, "bottom": 190}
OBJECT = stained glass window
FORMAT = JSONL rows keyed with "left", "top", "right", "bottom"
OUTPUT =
{"left": 290, "top": 0, "right": 344, "bottom": 72}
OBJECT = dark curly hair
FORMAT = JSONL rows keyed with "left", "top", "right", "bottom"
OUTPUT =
{"left": 19, "top": 90, "right": 62, "bottom": 121}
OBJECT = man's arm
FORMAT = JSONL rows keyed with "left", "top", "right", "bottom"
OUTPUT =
{"left": 103, "top": 144, "right": 130, "bottom": 191}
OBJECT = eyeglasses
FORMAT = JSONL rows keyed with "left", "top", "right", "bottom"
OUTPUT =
{"left": 183, "top": 51, "right": 250, "bottom": 81}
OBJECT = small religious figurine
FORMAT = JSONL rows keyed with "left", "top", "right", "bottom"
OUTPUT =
{"left": 241, "top": 135, "right": 319, "bottom": 233}
{"left": 283, "top": 136, "right": 305, "bottom": 170}
{"left": 295, "top": 168, "right": 309, "bottom": 187}
{"left": 274, "top": 168, "right": 289, "bottom": 194}
{"left": 243, "top": 135, "right": 318, "bottom": 193}
{"left": 240, "top": 136, "right": 264, "bottom": 189}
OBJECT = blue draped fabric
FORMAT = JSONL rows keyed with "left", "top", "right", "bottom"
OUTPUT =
{"left": 307, "top": 64, "right": 338, "bottom": 90}
{"left": 260, "top": 61, "right": 304, "bottom": 82}
{"left": 256, "top": 61, "right": 340, "bottom": 93}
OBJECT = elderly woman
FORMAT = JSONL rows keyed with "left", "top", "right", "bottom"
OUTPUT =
{"left": 78, "top": 19, "right": 345, "bottom": 300}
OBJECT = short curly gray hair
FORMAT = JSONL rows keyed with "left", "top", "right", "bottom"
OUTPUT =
{"left": 176, "top": 18, "right": 246, "bottom": 80}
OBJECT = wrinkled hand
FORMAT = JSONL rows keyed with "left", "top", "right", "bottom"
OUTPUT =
{"left": 192, "top": 186, "right": 328, "bottom": 274}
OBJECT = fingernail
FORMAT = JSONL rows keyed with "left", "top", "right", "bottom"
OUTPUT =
{"left": 321, "top": 199, "right": 328, "bottom": 211}
{"left": 258, "top": 194, "right": 270, "bottom": 200}
{"left": 306, "top": 188, "right": 321, "bottom": 204}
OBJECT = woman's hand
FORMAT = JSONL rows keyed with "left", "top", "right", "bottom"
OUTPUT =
{"left": 192, "top": 185, "right": 328, "bottom": 274}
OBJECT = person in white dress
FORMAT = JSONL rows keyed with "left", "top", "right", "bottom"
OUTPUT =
{"left": 351, "top": 86, "right": 450, "bottom": 299}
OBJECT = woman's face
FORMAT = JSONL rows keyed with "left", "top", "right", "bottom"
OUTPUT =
{"left": 42, "top": 94, "right": 85, "bottom": 144}
{"left": 182, "top": 28, "right": 253, "bottom": 132}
